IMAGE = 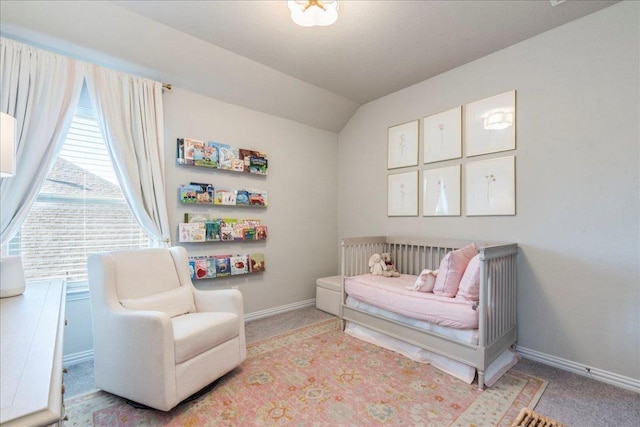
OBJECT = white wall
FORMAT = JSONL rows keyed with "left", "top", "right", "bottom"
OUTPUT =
{"left": 163, "top": 88, "right": 339, "bottom": 314}
{"left": 338, "top": 1, "right": 639, "bottom": 381}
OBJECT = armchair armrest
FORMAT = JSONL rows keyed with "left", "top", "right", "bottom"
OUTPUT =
{"left": 193, "top": 288, "right": 244, "bottom": 316}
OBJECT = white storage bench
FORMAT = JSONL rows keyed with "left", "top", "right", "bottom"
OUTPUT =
{"left": 315, "top": 275, "right": 341, "bottom": 316}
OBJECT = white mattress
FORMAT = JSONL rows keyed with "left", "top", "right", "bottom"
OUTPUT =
{"left": 344, "top": 274, "right": 478, "bottom": 329}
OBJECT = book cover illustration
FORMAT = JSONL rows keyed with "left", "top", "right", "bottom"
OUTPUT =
{"left": 249, "top": 155, "right": 268, "bottom": 175}
{"left": 248, "top": 189, "right": 268, "bottom": 207}
{"left": 220, "top": 218, "right": 237, "bottom": 241}
{"left": 250, "top": 253, "right": 266, "bottom": 272}
{"left": 255, "top": 225, "right": 268, "bottom": 240}
{"left": 214, "top": 188, "right": 237, "bottom": 205}
{"left": 194, "top": 257, "right": 208, "bottom": 280}
{"left": 179, "top": 223, "right": 206, "bottom": 242}
{"left": 179, "top": 184, "right": 202, "bottom": 203}
{"left": 232, "top": 223, "right": 246, "bottom": 240}
{"left": 184, "top": 212, "right": 214, "bottom": 223}
{"left": 188, "top": 259, "right": 196, "bottom": 280}
{"left": 230, "top": 255, "right": 249, "bottom": 275}
{"left": 205, "top": 220, "right": 221, "bottom": 241}
{"left": 189, "top": 182, "right": 215, "bottom": 204}
{"left": 184, "top": 138, "right": 205, "bottom": 166}
{"left": 215, "top": 255, "right": 232, "bottom": 277}
{"left": 235, "top": 189, "right": 250, "bottom": 206}
{"left": 197, "top": 141, "right": 219, "bottom": 168}
{"left": 206, "top": 257, "right": 217, "bottom": 278}
{"left": 217, "top": 145, "right": 238, "bottom": 171}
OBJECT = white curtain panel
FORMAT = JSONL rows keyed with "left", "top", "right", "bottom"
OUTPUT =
{"left": 0, "top": 37, "right": 84, "bottom": 245}
{"left": 84, "top": 66, "right": 171, "bottom": 246}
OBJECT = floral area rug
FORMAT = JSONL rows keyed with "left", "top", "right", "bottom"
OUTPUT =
{"left": 66, "top": 318, "right": 546, "bottom": 426}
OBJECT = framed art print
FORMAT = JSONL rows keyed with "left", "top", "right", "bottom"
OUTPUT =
{"left": 423, "top": 106, "right": 462, "bottom": 164}
{"left": 388, "top": 171, "right": 418, "bottom": 216}
{"left": 465, "top": 90, "right": 516, "bottom": 157}
{"left": 423, "top": 165, "right": 461, "bottom": 216}
{"left": 387, "top": 120, "right": 419, "bottom": 169}
{"left": 466, "top": 156, "right": 515, "bottom": 216}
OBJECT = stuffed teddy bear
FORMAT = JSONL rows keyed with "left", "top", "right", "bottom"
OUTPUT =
{"left": 380, "top": 252, "right": 401, "bottom": 277}
{"left": 368, "top": 253, "right": 387, "bottom": 276}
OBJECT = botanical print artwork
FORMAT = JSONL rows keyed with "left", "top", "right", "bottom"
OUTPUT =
{"left": 423, "top": 165, "right": 461, "bottom": 216}
{"left": 466, "top": 156, "right": 515, "bottom": 216}
{"left": 388, "top": 120, "right": 419, "bottom": 169}
{"left": 388, "top": 171, "right": 418, "bottom": 216}
{"left": 424, "top": 106, "right": 462, "bottom": 163}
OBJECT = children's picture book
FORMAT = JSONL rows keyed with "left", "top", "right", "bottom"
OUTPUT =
{"left": 250, "top": 253, "right": 265, "bottom": 272}
{"left": 194, "top": 257, "right": 208, "bottom": 280}
{"left": 189, "top": 182, "right": 215, "bottom": 204}
{"left": 235, "top": 189, "right": 250, "bottom": 206}
{"left": 232, "top": 223, "right": 246, "bottom": 240}
{"left": 188, "top": 259, "right": 196, "bottom": 280}
{"left": 215, "top": 255, "right": 232, "bottom": 277}
{"left": 214, "top": 188, "right": 237, "bottom": 205}
{"left": 179, "top": 223, "right": 206, "bottom": 242}
{"left": 196, "top": 141, "right": 219, "bottom": 168}
{"left": 220, "top": 218, "right": 237, "bottom": 241}
{"left": 255, "top": 225, "right": 268, "bottom": 240}
{"left": 248, "top": 189, "right": 268, "bottom": 207}
{"left": 217, "top": 145, "right": 238, "bottom": 171}
{"left": 205, "top": 220, "right": 221, "bottom": 241}
{"left": 184, "top": 212, "right": 214, "bottom": 223}
{"left": 206, "top": 257, "right": 217, "bottom": 278}
{"left": 249, "top": 155, "right": 268, "bottom": 175}
{"left": 243, "top": 228, "right": 256, "bottom": 240}
{"left": 179, "top": 184, "right": 202, "bottom": 204}
{"left": 230, "top": 255, "right": 249, "bottom": 275}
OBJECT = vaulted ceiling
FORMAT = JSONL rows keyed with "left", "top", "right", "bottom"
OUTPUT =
{"left": 0, "top": 0, "right": 619, "bottom": 132}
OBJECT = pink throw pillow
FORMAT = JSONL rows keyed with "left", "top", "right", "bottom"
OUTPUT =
{"left": 456, "top": 254, "right": 481, "bottom": 301}
{"left": 433, "top": 243, "right": 478, "bottom": 297}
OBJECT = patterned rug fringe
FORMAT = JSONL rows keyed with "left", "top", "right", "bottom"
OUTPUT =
{"left": 512, "top": 407, "right": 565, "bottom": 427}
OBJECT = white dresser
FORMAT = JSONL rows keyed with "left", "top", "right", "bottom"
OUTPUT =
{"left": 0, "top": 279, "right": 67, "bottom": 426}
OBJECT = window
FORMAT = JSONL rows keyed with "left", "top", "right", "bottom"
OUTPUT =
{"left": 7, "top": 92, "right": 150, "bottom": 290}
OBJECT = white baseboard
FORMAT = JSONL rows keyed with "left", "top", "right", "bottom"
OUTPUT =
{"left": 243, "top": 298, "right": 316, "bottom": 322}
{"left": 64, "top": 349, "right": 94, "bottom": 366}
{"left": 63, "top": 299, "right": 318, "bottom": 364}
{"left": 516, "top": 345, "right": 640, "bottom": 394}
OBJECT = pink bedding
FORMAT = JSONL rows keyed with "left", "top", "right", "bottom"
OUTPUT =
{"left": 344, "top": 274, "right": 478, "bottom": 329}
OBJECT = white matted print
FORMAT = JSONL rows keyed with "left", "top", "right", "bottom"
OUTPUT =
{"left": 423, "top": 106, "right": 462, "bottom": 164}
{"left": 388, "top": 120, "right": 419, "bottom": 169}
{"left": 388, "top": 171, "right": 418, "bottom": 216}
{"left": 423, "top": 165, "right": 461, "bottom": 216}
{"left": 465, "top": 90, "right": 516, "bottom": 157}
{"left": 466, "top": 156, "right": 515, "bottom": 216}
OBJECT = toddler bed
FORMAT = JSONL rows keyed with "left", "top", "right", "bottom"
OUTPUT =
{"left": 340, "top": 236, "right": 518, "bottom": 389}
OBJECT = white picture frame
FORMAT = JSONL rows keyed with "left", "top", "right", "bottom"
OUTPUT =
{"left": 388, "top": 171, "right": 418, "bottom": 216}
{"left": 466, "top": 156, "right": 516, "bottom": 216}
{"left": 423, "top": 106, "right": 462, "bottom": 164}
{"left": 387, "top": 120, "right": 419, "bottom": 169}
{"left": 423, "top": 165, "right": 461, "bottom": 217}
{"left": 465, "top": 90, "right": 516, "bottom": 157}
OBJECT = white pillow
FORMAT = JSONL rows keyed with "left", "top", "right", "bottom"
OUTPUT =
{"left": 120, "top": 285, "right": 195, "bottom": 318}
{"left": 407, "top": 269, "right": 438, "bottom": 292}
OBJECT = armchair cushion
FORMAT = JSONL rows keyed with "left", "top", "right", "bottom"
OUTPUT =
{"left": 120, "top": 285, "right": 196, "bottom": 318}
{"left": 172, "top": 312, "right": 241, "bottom": 364}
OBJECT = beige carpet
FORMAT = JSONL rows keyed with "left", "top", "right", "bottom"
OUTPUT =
{"left": 66, "top": 318, "right": 548, "bottom": 426}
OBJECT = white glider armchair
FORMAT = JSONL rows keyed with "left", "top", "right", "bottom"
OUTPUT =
{"left": 88, "top": 246, "right": 246, "bottom": 411}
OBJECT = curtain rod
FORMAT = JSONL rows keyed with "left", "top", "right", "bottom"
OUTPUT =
{"left": 162, "top": 83, "right": 172, "bottom": 91}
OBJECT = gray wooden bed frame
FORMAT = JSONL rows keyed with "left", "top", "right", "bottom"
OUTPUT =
{"left": 340, "top": 236, "right": 518, "bottom": 389}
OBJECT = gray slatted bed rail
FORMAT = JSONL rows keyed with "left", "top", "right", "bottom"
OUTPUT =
{"left": 340, "top": 236, "right": 518, "bottom": 389}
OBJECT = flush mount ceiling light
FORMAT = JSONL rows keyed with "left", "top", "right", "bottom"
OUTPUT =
{"left": 288, "top": 0, "right": 338, "bottom": 27}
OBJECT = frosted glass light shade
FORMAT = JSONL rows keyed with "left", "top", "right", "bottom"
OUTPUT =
{"left": 1, "top": 112, "right": 17, "bottom": 177}
{"left": 0, "top": 256, "right": 26, "bottom": 298}
{"left": 288, "top": 1, "right": 338, "bottom": 27}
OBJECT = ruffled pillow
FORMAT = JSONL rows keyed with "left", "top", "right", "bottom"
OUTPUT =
{"left": 407, "top": 269, "right": 438, "bottom": 292}
{"left": 433, "top": 243, "right": 478, "bottom": 297}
